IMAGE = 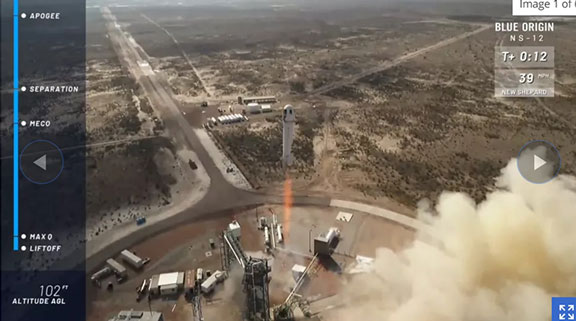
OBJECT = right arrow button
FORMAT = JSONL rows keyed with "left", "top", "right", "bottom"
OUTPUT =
{"left": 517, "top": 140, "right": 561, "bottom": 184}
{"left": 533, "top": 154, "right": 547, "bottom": 171}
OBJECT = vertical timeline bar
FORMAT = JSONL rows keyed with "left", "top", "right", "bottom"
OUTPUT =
{"left": 13, "top": 0, "right": 19, "bottom": 251}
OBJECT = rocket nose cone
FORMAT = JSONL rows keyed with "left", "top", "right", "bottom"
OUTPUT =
{"left": 283, "top": 104, "right": 295, "bottom": 121}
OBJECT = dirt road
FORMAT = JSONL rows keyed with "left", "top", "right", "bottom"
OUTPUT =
{"left": 309, "top": 24, "right": 491, "bottom": 96}
{"left": 140, "top": 13, "right": 213, "bottom": 97}
{"left": 102, "top": 7, "right": 227, "bottom": 187}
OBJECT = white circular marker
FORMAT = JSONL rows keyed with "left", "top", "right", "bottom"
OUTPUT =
{"left": 21, "top": 121, "right": 26, "bottom": 126}
{"left": 21, "top": 234, "right": 26, "bottom": 239}
{"left": 21, "top": 86, "right": 27, "bottom": 92}
{"left": 21, "top": 246, "right": 27, "bottom": 251}
{"left": 21, "top": 13, "right": 26, "bottom": 19}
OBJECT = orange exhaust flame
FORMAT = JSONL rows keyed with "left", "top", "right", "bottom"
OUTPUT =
{"left": 283, "top": 175, "right": 293, "bottom": 241}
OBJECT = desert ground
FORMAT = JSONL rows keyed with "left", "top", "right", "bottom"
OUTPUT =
{"left": 81, "top": 3, "right": 576, "bottom": 320}
{"left": 96, "top": 4, "right": 576, "bottom": 210}
{"left": 86, "top": 8, "right": 208, "bottom": 242}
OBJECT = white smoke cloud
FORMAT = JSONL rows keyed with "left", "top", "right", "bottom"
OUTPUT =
{"left": 331, "top": 159, "right": 576, "bottom": 321}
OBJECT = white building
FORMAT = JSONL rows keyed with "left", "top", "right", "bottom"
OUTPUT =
{"left": 149, "top": 272, "right": 184, "bottom": 296}
{"left": 246, "top": 103, "right": 262, "bottom": 114}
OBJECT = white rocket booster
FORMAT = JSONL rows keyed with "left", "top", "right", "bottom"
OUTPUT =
{"left": 282, "top": 104, "right": 295, "bottom": 167}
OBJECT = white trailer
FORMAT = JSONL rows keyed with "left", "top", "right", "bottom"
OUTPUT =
{"left": 90, "top": 267, "right": 113, "bottom": 285}
{"left": 201, "top": 274, "right": 218, "bottom": 293}
{"left": 120, "top": 249, "right": 145, "bottom": 269}
{"left": 106, "top": 258, "right": 127, "bottom": 278}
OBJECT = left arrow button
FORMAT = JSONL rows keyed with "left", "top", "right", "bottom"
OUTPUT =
{"left": 20, "top": 140, "right": 64, "bottom": 184}
{"left": 33, "top": 155, "right": 47, "bottom": 171}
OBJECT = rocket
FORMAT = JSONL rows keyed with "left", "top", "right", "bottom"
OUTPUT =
{"left": 282, "top": 104, "right": 295, "bottom": 167}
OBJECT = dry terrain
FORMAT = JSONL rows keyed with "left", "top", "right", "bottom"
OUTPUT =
{"left": 86, "top": 9, "right": 203, "bottom": 240}
{"left": 112, "top": 6, "right": 476, "bottom": 100}
{"left": 200, "top": 16, "right": 576, "bottom": 207}
{"left": 89, "top": 5, "right": 576, "bottom": 212}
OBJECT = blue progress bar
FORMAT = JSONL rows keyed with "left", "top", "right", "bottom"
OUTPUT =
{"left": 13, "top": 0, "right": 19, "bottom": 251}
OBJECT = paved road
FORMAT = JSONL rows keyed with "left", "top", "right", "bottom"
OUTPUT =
{"left": 86, "top": 9, "right": 426, "bottom": 273}
{"left": 102, "top": 7, "right": 234, "bottom": 194}
{"left": 88, "top": 8, "right": 281, "bottom": 271}
{"left": 309, "top": 24, "right": 491, "bottom": 96}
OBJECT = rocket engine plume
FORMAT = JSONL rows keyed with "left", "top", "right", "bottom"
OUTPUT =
{"left": 330, "top": 159, "right": 576, "bottom": 321}
{"left": 283, "top": 175, "right": 293, "bottom": 241}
